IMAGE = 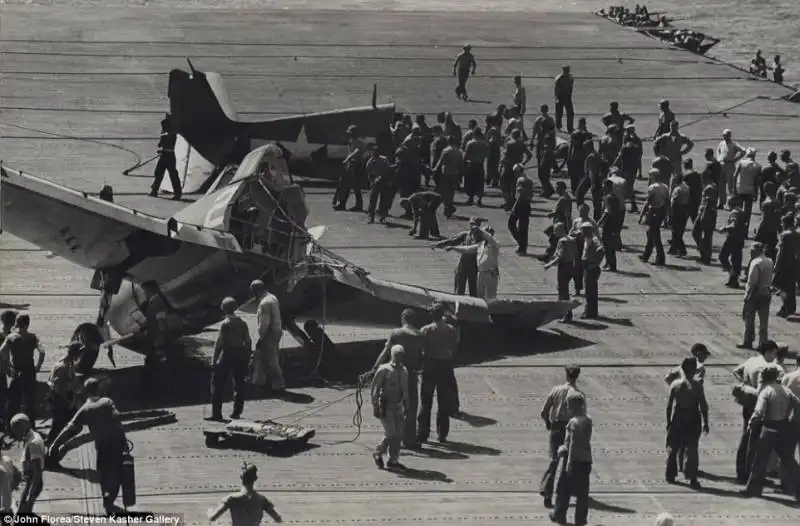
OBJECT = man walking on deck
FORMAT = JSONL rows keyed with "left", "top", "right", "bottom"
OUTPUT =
{"left": 554, "top": 66, "right": 575, "bottom": 133}
{"left": 453, "top": 45, "right": 477, "bottom": 101}
{"left": 716, "top": 129, "right": 746, "bottom": 209}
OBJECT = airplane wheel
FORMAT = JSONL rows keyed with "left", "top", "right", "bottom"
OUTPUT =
{"left": 72, "top": 323, "right": 104, "bottom": 373}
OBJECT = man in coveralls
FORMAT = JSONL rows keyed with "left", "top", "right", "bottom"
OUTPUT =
{"left": 208, "top": 298, "right": 252, "bottom": 421}
{"left": 401, "top": 190, "right": 442, "bottom": 240}
{"left": 371, "top": 345, "right": 409, "bottom": 470}
{"left": 49, "top": 378, "right": 128, "bottom": 515}
{"left": 149, "top": 115, "right": 182, "bottom": 200}
{"left": 539, "top": 364, "right": 583, "bottom": 509}
{"left": 452, "top": 45, "right": 477, "bottom": 101}
{"left": 417, "top": 304, "right": 460, "bottom": 444}
{"left": 432, "top": 218, "right": 482, "bottom": 296}
{"left": 665, "top": 357, "right": 709, "bottom": 489}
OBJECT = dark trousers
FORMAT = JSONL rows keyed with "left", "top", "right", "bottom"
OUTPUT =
{"left": 666, "top": 409, "right": 701, "bottom": 481}
{"left": 151, "top": 153, "right": 181, "bottom": 196}
{"left": 464, "top": 162, "right": 485, "bottom": 199}
{"left": 411, "top": 200, "right": 442, "bottom": 239}
{"left": 735, "top": 194, "right": 756, "bottom": 232}
{"left": 746, "top": 420, "right": 800, "bottom": 497}
{"left": 743, "top": 294, "right": 771, "bottom": 348}
{"left": 438, "top": 180, "right": 458, "bottom": 217}
{"left": 486, "top": 149, "right": 500, "bottom": 186}
{"left": 404, "top": 371, "right": 419, "bottom": 447}
{"left": 692, "top": 219, "right": 715, "bottom": 263}
{"left": 368, "top": 182, "right": 391, "bottom": 220}
{"left": 508, "top": 215, "right": 529, "bottom": 253}
{"left": 96, "top": 437, "right": 125, "bottom": 512}
{"left": 669, "top": 204, "right": 688, "bottom": 255}
{"left": 601, "top": 228, "right": 618, "bottom": 271}
{"left": 540, "top": 421, "right": 568, "bottom": 498}
{"left": 335, "top": 167, "right": 364, "bottom": 210}
{"left": 555, "top": 98, "right": 575, "bottom": 132}
{"left": 455, "top": 70, "right": 470, "bottom": 98}
{"left": 574, "top": 238, "right": 585, "bottom": 293}
{"left": 8, "top": 373, "right": 37, "bottom": 424}
{"left": 719, "top": 236, "right": 745, "bottom": 281}
{"left": 736, "top": 406, "right": 755, "bottom": 481}
{"left": 538, "top": 158, "right": 555, "bottom": 196}
{"left": 553, "top": 461, "right": 592, "bottom": 526}
{"left": 557, "top": 263, "right": 574, "bottom": 301}
{"left": 454, "top": 266, "right": 478, "bottom": 296}
{"left": 642, "top": 207, "right": 666, "bottom": 263}
{"left": 500, "top": 168, "right": 516, "bottom": 209}
{"left": 47, "top": 393, "right": 74, "bottom": 445}
{"left": 210, "top": 356, "right": 248, "bottom": 419}
{"left": 417, "top": 359, "right": 457, "bottom": 442}
{"left": 779, "top": 271, "right": 797, "bottom": 315}
{"left": 567, "top": 159, "right": 585, "bottom": 194}
{"left": 583, "top": 266, "right": 600, "bottom": 317}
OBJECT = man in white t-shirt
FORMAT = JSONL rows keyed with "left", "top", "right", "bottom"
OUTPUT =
{"left": 10, "top": 413, "right": 44, "bottom": 512}
{"left": 0, "top": 455, "right": 22, "bottom": 513}
{"left": 250, "top": 280, "right": 285, "bottom": 392}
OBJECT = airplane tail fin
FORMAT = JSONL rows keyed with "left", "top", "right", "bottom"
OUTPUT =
{"left": 165, "top": 61, "right": 243, "bottom": 194}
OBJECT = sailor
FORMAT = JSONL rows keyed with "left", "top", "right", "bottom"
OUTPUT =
{"left": 432, "top": 135, "right": 463, "bottom": 218}
{"left": 543, "top": 182, "right": 573, "bottom": 261}
{"left": 538, "top": 133, "right": 557, "bottom": 198}
{"left": 598, "top": 179, "right": 622, "bottom": 272}
{"left": 46, "top": 342, "right": 81, "bottom": 446}
{"left": 733, "top": 148, "right": 761, "bottom": 231}
{"left": 0, "top": 310, "right": 17, "bottom": 427}
{"left": 665, "top": 358, "right": 709, "bottom": 489}
{"left": 429, "top": 125, "right": 447, "bottom": 186}
{"left": 718, "top": 199, "right": 748, "bottom": 288}
{"left": 692, "top": 170, "right": 719, "bottom": 264}
{"left": 682, "top": 159, "right": 702, "bottom": 223}
{"left": 580, "top": 223, "right": 604, "bottom": 320}
{"left": 655, "top": 121, "right": 694, "bottom": 180}
{"left": 553, "top": 65, "right": 575, "bottom": 133}
{"left": 149, "top": 115, "right": 182, "bottom": 200}
{"left": 336, "top": 125, "right": 365, "bottom": 212}
{"left": 371, "top": 345, "right": 410, "bottom": 469}
{"left": 614, "top": 139, "right": 641, "bottom": 213}
{"left": 432, "top": 219, "right": 482, "bottom": 297}
{"left": 452, "top": 45, "right": 476, "bottom": 101}
{"left": 550, "top": 393, "right": 593, "bottom": 526}
{"left": 623, "top": 124, "right": 643, "bottom": 179}
{"left": 774, "top": 214, "right": 800, "bottom": 317}
{"left": 9, "top": 414, "right": 44, "bottom": 512}
{"left": 653, "top": 99, "right": 675, "bottom": 139}
{"left": 417, "top": 304, "right": 459, "bottom": 444}
{"left": 531, "top": 105, "right": 557, "bottom": 166}
{"left": 512, "top": 75, "right": 527, "bottom": 123}
{"left": 665, "top": 343, "right": 711, "bottom": 386}
{"left": 601, "top": 101, "right": 635, "bottom": 142}
{"left": 651, "top": 151, "right": 674, "bottom": 184}
{"left": 370, "top": 309, "right": 423, "bottom": 449}
{"left": 598, "top": 125, "right": 621, "bottom": 181}
{"left": 49, "top": 378, "right": 128, "bottom": 515}
{"left": 743, "top": 364, "right": 800, "bottom": 500}
{"left": 760, "top": 152, "right": 786, "bottom": 205}
{"left": 732, "top": 340, "right": 781, "bottom": 482}
{"left": 500, "top": 129, "right": 532, "bottom": 210}
{"left": 782, "top": 354, "right": 800, "bottom": 459}
{"left": 508, "top": 169, "right": 531, "bottom": 255}
{"left": 569, "top": 205, "right": 598, "bottom": 295}
{"left": 716, "top": 129, "right": 746, "bottom": 208}
{"left": 443, "top": 113, "right": 462, "bottom": 147}
{"left": 401, "top": 190, "right": 442, "bottom": 240}
{"left": 755, "top": 182, "right": 780, "bottom": 260}
{"left": 460, "top": 120, "right": 477, "bottom": 151}
{"left": 139, "top": 280, "right": 170, "bottom": 378}
{"left": 365, "top": 147, "right": 394, "bottom": 224}
{"left": 544, "top": 223, "right": 577, "bottom": 322}
{"left": 207, "top": 298, "right": 252, "bottom": 421}
{"left": 0, "top": 314, "right": 45, "bottom": 426}
{"left": 390, "top": 114, "right": 409, "bottom": 152}
{"left": 208, "top": 463, "right": 283, "bottom": 525}
{"left": 567, "top": 118, "right": 592, "bottom": 193}
{"left": 0, "top": 454, "right": 21, "bottom": 513}
{"left": 445, "top": 225, "right": 500, "bottom": 300}
{"left": 250, "top": 281, "right": 284, "bottom": 394}
{"left": 576, "top": 141, "right": 601, "bottom": 218}
{"left": 780, "top": 149, "right": 800, "bottom": 188}
{"left": 638, "top": 169, "right": 669, "bottom": 266}
{"left": 668, "top": 172, "right": 690, "bottom": 257}
{"left": 772, "top": 55, "right": 785, "bottom": 84}
{"left": 485, "top": 115, "right": 502, "bottom": 188}
{"left": 740, "top": 243, "right": 774, "bottom": 350}
{"left": 750, "top": 50, "right": 767, "bottom": 78}
{"left": 463, "top": 128, "right": 488, "bottom": 206}
{"left": 539, "top": 364, "right": 583, "bottom": 509}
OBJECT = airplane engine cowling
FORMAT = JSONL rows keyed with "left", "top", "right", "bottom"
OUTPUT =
{"left": 106, "top": 280, "right": 149, "bottom": 337}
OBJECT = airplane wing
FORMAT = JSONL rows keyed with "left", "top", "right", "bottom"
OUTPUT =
{"left": 166, "top": 65, "right": 395, "bottom": 194}
{"left": 0, "top": 165, "right": 245, "bottom": 271}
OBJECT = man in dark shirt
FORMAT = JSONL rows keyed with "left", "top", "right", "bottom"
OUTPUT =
{"left": 508, "top": 178, "right": 532, "bottom": 255}
{"left": 149, "top": 115, "right": 182, "bottom": 200}
{"left": 485, "top": 116, "right": 502, "bottom": 188}
{"left": 553, "top": 66, "right": 575, "bottom": 133}
{"left": 623, "top": 125, "right": 644, "bottom": 179}
{"left": 773, "top": 214, "right": 800, "bottom": 317}
{"left": 718, "top": 201, "right": 748, "bottom": 288}
{"left": 433, "top": 219, "right": 482, "bottom": 296}
{"left": 567, "top": 118, "right": 592, "bottom": 193}
{"left": 208, "top": 297, "right": 252, "bottom": 421}
{"left": 692, "top": 172, "right": 719, "bottom": 264}
{"left": 501, "top": 130, "right": 533, "bottom": 210}
{"left": 371, "top": 309, "right": 424, "bottom": 448}
{"left": 615, "top": 140, "right": 641, "bottom": 213}
{"left": 577, "top": 141, "right": 601, "bottom": 218}
{"left": 654, "top": 99, "right": 675, "bottom": 139}
{"left": 598, "top": 180, "right": 622, "bottom": 271}
{"left": 402, "top": 190, "right": 442, "bottom": 240}
{"left": 683, "top": 159, "right": 703, "bottom": 222}
{"left": 464, "top": 128, "right": 488, "bottom": 206}
{"left": 49, "top": 378, "right": 128, "bottom": 514}
{"left": 760, "top": 151, "right": 786, "bottom": 204}
{"left": 452, "top": 45, "right": 476, "bottom": 101}
{"left": 47, "top": 343, "right": 81, "bottom": 445}
{"left": 0, "top": 310, "right": 17, "bottom": 427}
{"left": 601, "top": 101, "right": 635, "bottom": 142}
{"left": 0, "top": 315, "right": 45, "bottom": 425}
{"left": 531, "top": 105, "right": 556, "bottom": 165}
{"left": 756, "top": 182, "right": 780, "bottom": 260}
{"left": 701, "top": 148, "right": 723, "bottom": 209}
{"left": 366, "top": 148, "right": 394, "bottom": 224}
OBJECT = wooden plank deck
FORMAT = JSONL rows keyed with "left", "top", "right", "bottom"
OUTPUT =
{"left": 2, "top": 5, "right": 800, "bottom": 525}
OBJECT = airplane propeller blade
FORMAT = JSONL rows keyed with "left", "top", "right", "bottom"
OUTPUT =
{"left": 187, "top": 58, "right": 197, "bottom": 76}
{"left": 372, "top": 84, "right": 377, "bottom": 109}
{"left": 307, "top": 225, "right": 327, "bottom": 242}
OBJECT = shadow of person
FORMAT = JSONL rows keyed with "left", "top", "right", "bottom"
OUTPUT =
{"left": 452, "top": 412, "right": 497, "bottom": 428}
{"left": 587, "top": 496, "right": 636, "bottom": 513}
{"left": 411, "top": 446, "right": 468, "bottom": 460}
{"left": 389, "top": 465, "right": 454, "bottom": 483}
{"left": 595, "top": 315, "right": 634, "bottom": 327}
{"left": 52, "top": 466, "right": 101, "bottom": 484}
{"left": 437, "top": 440, "right": 501, "bottom": 456}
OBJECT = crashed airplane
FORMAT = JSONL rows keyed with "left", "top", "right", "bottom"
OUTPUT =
{"left": 0, "top": 65, "right": 578, "bottom": 373}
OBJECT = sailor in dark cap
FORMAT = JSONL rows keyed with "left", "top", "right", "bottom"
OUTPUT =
{"left": 149, "top": 114, "right": 182, "bottom": 200}
{"left": 209, "top": 297, "right": 252, "bottom": 421}
{"left": 209, "top": 463, "right": 283, "bottom": 524}
{"left": 553, "top": 66, "right": 575, "bottom": 133}
{"left": 452, "top": 45, "right": 477, "bottom": 101}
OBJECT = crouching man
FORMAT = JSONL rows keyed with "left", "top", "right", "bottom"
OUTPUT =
{"left": 371, "top": 345, "right": 409, "bottom": 470}
{"left": 401, "top": 190, "right": 443, "bottom": 240}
